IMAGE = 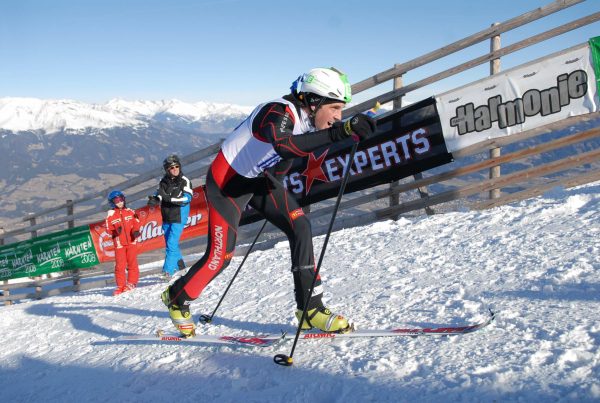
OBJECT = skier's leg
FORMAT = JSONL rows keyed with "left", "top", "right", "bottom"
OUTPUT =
{"left": 161, "top": 224, "right": 174, "bottom": 275}
{"left": 169, "top": 222, "right": 185, "bottom": 270}
{"left": 162, "top": 157, "right": 252, "bottom": 336}
{"left": 250, "top": 176, "right": 349, "bottom": 332}
{"left": 126, "top": 244, "right": 139, "bottom": 286}
{"left": 113, "top": 247, "right": 127, "bottom": 295}
{"left": 250, "top": 175, "right": 321, "bottom": 310}
{"left": 163, "top": 223, "right": 184, "bottom": 276}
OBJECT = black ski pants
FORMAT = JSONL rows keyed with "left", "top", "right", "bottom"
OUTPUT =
{"left": 169, "top": 152, "right": 323, "bottom": 311}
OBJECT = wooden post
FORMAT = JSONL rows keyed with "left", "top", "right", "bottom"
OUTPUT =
{"left": 389, "top": 65, "right": 434, "bottom": 217}
{"left": 27, "top": 213, "right": 43, "bottom": 298}
{"left": 0, "top": 226, "right": 8, "bottom": 305}
{"left": 2, "top": 280, "right": 9, "bottom": 306}
{"left": 67, "top": 199, "right": 80, "bottom": 288}
{"left": 388, "top": 68, "right": 403, "bottom": 220}
{"left": 28, "top": 213, "right": 37, "bottom": 239}
{"left": 67, "top": 200, "right": 74, "bottom": 229}
{"left": 489, "top": 23, "right": 502, "bottom": 199}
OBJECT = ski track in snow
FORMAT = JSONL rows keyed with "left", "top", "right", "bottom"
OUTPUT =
{"left": 1, "top": 182, "right": 599, "bottom": 402}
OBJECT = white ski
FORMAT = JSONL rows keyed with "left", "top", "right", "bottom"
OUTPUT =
{"left": 107, "top": 311, "right": 495, "bottom": 348}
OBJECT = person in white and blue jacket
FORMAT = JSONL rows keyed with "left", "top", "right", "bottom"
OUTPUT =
{"left": 148, "top": 155, "right": 193, "bottom": 278}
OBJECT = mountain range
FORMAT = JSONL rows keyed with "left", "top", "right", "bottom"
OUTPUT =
{"left": 0, "top": 97, "right": 254, "bottom": 223}
{"left": 1, "top": 97, "right": 597, "bottom": 228}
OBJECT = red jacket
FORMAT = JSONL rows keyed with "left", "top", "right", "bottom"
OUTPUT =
{"left": 105, "top": 207, "right": 141, "bottom": 248}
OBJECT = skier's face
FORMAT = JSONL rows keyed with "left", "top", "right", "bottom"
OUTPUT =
{"left": 313, "top": 102, "right": 344, "bottom": 130}
{"left": 168, "top": 165, "right": 180, "bottom": 177}
{"left": 112, "top": 196, "right": 125, "bottom": 209}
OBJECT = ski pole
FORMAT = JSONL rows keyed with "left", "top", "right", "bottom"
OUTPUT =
{"left": 199, "top": 219, "right": 268, "bottom": 324}
{"left": 274, "top": 104, "right": 380, "bottom": 366}
{"left": 274, "top": 140, "right": 360, "bottom": 367}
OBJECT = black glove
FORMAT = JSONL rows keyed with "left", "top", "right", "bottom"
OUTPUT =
{"left": 115, "top": 227, "right": 122, "bottom": 236}
{"left": 132, "top": 230, "right": 140, "bottom": 239}
{"left": 343, "top": 114, "right": 376, "bottom": 140}
{"left": 147, "top": 195, "right": 160, "bottom": 206}
{"left": 329, "top": 114, "right": 377, "bottom": 142}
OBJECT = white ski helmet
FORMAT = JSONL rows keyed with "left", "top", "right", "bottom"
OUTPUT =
{"left": 292, "top": 67, "right": 352, "bottom": 104}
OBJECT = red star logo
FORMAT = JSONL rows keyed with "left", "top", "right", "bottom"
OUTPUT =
{"left": 301, "top": 149, "right": 329, "bottom": 195}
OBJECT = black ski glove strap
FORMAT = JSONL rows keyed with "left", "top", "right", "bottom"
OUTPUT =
{"left": 328, "top": 114, "right": 377, "bottom": 142}
{"left": 344, "top": 114, "right": 376, "bottom": 140}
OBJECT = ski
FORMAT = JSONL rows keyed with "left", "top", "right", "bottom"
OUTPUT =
{"left": 111, "top": 330, "right": 286, "bottom": 347}
{"left": 298, "top": 310, "right": 496, "bottom": 340}
{"left": 106, "top": 311, "right": 495, "bottom": 347}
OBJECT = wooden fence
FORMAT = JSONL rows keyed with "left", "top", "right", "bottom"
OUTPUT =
{"left": 2, "top": 0, "right": 599, "bottom": 304}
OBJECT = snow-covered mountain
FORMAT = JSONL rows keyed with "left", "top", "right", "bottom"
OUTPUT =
{"left": 1, "top": 181, "right": 599, "bottom": 402}
{"left": 0, "top": 97, "right": 254, "bottom": 221}
{"left": 0, "top": 97, "right": 254, "bottom": 134}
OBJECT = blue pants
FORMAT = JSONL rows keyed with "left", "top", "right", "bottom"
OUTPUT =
{"left": 162, "top": 222, "right": 185, "bottom": 275}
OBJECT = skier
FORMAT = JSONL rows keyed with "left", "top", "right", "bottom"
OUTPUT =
{"left": 105, "top": 190, "right": 141, "bottom": 295}
{"left": 161, "top": 67, "right": 376, "bottom": 337}
{"left": 148, "top": 155, "right": 193, "bottom": 278}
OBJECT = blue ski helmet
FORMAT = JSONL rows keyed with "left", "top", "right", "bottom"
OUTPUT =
{"left": 108, "top": 190, "right": 125, "bottom": 208}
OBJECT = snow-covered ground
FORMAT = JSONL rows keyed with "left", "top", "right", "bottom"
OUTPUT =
{"left": 1, "top": 182, "right": 599, "bottom": 402}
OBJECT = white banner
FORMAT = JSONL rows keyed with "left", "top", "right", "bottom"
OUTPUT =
{"left": 436, "top": 43, "right": 599, "bottom": 153}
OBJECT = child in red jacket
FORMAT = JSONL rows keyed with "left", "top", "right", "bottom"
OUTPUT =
{"left": 105, "top": 190, "right": 141, "bottom": 296}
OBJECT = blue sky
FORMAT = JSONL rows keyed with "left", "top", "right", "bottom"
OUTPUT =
{"left": 1, "top": 0, "right": 598, "bottom": 106}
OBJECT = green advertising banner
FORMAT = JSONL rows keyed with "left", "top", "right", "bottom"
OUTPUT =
{"left": 589, "top": 36, "right": 600, "bottom": 94}
{"left": 0, "top": 226, "right": 100, "bottom": 281}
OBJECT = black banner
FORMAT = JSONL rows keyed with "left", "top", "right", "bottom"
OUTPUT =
{"left": 284, "top": 97, "right": 451, "bottom": 205}
{"left": 241, "top": 97, "right": 452, "bottom": 224}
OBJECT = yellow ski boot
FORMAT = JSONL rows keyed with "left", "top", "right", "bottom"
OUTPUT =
{"left": 161, "top": 288, "right": 196, "bottom": 337}
{"left": 295, "top": 307, "right": 352, "bottom": 333}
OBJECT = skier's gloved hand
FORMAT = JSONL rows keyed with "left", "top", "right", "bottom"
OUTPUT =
{"left": 343, "top": 114, "right": 376, "bottom": 140}
{"left": 147, "top": 195, "right": 160, "bottom": 206}
{"left": 328, "top": 114, "right": 377, "bottom": 142}
{"left": 328, "top": 121, "right": 348, "bottom": 142}
{"left": 132, "top": 230, "right": 140, "bottom": 239}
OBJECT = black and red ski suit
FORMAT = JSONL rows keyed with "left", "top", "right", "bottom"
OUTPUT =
{"left": 168, "top": 94, "right": 350, "bottom": 311}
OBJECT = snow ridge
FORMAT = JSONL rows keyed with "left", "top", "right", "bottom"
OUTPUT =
{"left": 0, "top": 97, "right": 254, "bottom": 133}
